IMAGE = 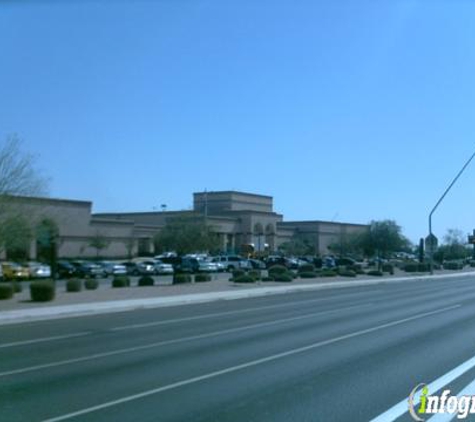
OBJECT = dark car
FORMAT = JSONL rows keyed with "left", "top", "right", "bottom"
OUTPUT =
{"left": 71, "top": 260, "right": 104, "bottom": 278}
{"left": 249, "top": 259, "right": 266, "bottom": 270}
{"left": 174, "top": 257, "right": 200, "bottom": 273}
{"left": 56, "top": 260, "right": 78, "bottom": 279}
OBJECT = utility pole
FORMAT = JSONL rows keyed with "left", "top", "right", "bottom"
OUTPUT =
{"left": 428, "top": 149, "right": 475, "bottom": 274}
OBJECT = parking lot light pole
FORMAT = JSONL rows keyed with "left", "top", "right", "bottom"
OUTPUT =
{"left": 428, "top": 149, "right": 475, "bottom": 274}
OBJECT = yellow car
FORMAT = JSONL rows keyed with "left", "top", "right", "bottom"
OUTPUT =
{"left": 1, "top": 262, "right": 30, "bottom": 280}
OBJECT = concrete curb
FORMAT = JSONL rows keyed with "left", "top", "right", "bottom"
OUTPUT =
{"left": 1, "top": 271, "right": 474, "bottom": 325}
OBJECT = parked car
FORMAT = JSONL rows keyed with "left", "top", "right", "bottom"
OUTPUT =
{"left": 153, "top": 259, "right": 174, "bottom": 275}
{"left": 56, "top": 260, "right": 78, "bottom": 279}
{"left": 71, "top": 260, "right": 104, "bottom": 278}
{"left": 1, "top": 262, "right": 30, "bottom": 280}
{"left": 248, "top": 259, "right": 266, "bottom": 270}
{"left": 211, "top": 257, "right": 226, "bottom": 272}
{"left": 215, "top": 255, "right": 251, "bottom": 271}
{"left": 197, "top": 258, "right": 218, "bottom": 272}
{"left": 121, "top": 261, "right": 155, "bottom": 276}
{"left": 97, "top": 261, "right": 127, "bottom": 276}
{"left": 27, "top": 262, "right": 52, "bottom": 279}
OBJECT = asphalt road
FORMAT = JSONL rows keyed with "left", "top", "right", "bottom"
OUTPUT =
{"left": 2, "top": 275, "right": 475, "bottom": 422}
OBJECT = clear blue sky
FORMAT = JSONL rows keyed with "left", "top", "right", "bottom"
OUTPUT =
{"left": 1, "top": 0, "right": 475, "bottom": 244}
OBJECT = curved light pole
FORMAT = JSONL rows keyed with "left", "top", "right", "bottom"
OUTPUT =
{"left": 428, "top": 149, "right": 475, "bottom": 273}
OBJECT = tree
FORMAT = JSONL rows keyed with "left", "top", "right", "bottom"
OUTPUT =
{"left": 355, "top": 220, "right": 411, "bottom": 259}
{"left": 153, "top": 215, "right": 220, "bottom": 256}
{"left": 433, "top": 228, "right": 470, "bottom": 262}
{"left": 0, "top": 135, "right": 49, "bottom": 257}
{"left": 278, "top": 234, "right": 316, "bottom": 256}
{"left": 0, "top": 134, "right": 48, "bottom": 197}
{"left": 89, "top": 231, "right": 110, "bottom": 258}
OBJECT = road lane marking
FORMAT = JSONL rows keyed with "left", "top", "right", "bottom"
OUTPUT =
{"left": 0, "top": 303, "right": 374, "bottom": 378}
{"left": 371, "top": 334, "right": 475, "bottom": 422}
{"left": 41, "top": 304, "right": 461, "bottom": 422}
{"left": 0, "top": 332, "right": 91, "bottom": 349}
{"left": 110, "top": 290, "right": 384, "bottom": 331}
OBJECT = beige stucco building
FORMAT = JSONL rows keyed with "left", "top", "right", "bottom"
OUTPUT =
{"left": 1, "top": 191, "right": 367, "bottom": 260}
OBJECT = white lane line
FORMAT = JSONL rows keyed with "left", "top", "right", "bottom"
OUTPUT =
{"left": 0, "top": 303, "right": 373, "bottom": 378}
{"left": 110, "top": 291, "right": 382, "bottom": 331}
{"left": 0, "top": 332, "right": 91, "bottom": 349}
{"left": 40, "top": 304, "right": 461, "bottom": 422}
{"left": 371, "top": 339, "right": 475, "bottom": 421}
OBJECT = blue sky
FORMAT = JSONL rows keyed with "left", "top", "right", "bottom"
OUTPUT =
{"left": 1, "top": 0, "right": 475, "bottom": 244}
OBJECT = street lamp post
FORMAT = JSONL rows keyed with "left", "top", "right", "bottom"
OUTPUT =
{"left": 428, "top": 149, "right": 475, "bottom": 274}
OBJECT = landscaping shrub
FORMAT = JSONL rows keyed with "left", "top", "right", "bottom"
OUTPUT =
{"left": 443, "top": 261, "right": 464, "bottom": 270}
{"left": 232, "top": 269, "right": 246, "bottom": 279}
{"left": 248, "top": 270, "right": 261, "bottom": 281}
{"left": 112, "top": 275, "right": 130, "bottom": 288}
{"left": 273, "top": 273, "right": 293, "bottom": 282}
{"left": 233, "top": 274, "right": 255, "bottom": 283}
{"left": 0, "top": 284, "right": 13, "bottom": 300}
{"left": 367, "top": 270, "right": 383, "bottom": 276}
{"left": 382, "top": 263, "right": 394, "bottom": 275}
{"left": 320, "top": 270, "right": 337, "bottom": 277}
{"left": 84, "top": 278, "right": 99, "bottom": 290}
{"left": 195, "top": 273, "right": 212, "bottom": 282}
{"left": 268, "top": 265, "right": 289, "bottom": 277}
{"left": 338, "top": 269, "right": 357, "bottom": 277}
{"left": 299, "top": 271, "right": 318, "bottom": 279}
{"left": 66, "top": 278, "right": 82, "bottom": 292}
{"left": 30, "top": 280, "right": 55, "bottom": 302}
{"left": 261, "top": 276, "right": 275, "bottom": 282}
{"left": 11, "top": 281, "right": 22, "bottom": 293}
{"left": 298, "top": 264, "right": 315, "bottom": 274}
{"left": 173, "top": 273, "right": 192, "bottom": 284}
{"left": 404, "top": 263, "right": 418, "bottom": 272}
{"left": 470, "top": 260, "right": 475, "bottom": 268}
{"left": 417, "top": 263, "right": 430, "bottom": 272}
{"left": 138, "top": 276, "right": 155, "bottom": 286}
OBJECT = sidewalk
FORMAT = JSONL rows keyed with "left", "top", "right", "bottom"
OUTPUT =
{"left": 1, "top": 269, "right": 474, "bottom": 325}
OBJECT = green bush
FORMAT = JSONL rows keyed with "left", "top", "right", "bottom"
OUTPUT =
{"left": 248, "top": 270, "right": 261, "bottom": 281}
{"left": 443, "top": 261, "right": 464, "bottom": 270}
{"left": 261, "top": 276, "right": 275, "bottom": 282}
{"left": 470, "top": 260, "right": 475, "bottom": 268}
{"left": 112, "top": 276, "right": 130, "bottom": 288}
{"left": 112, "top": 275, "right": 130, "bottom": 288}
{"left": 84, "top": 278, "right": 99, "bottom": 290}
{"left": 30, "top": 280, "right": 55, "bottom": 302}
{"left": 298, "top": 263, "right": 315, "bottom": 274}
{"left": 367, "top": 270, "right": 383, "bottom": 276}
{"left": 232, "top": 269, "right": 246, "bottom": 279}
{"left": 138, "top": 276, "right": 155, "bottom": 286}
{"left": 338, "top": 269, "right": 357, "bottom": 277}
{"left": 274, "top": 273, "right": 293, "bottom": 282}
{"left": 320, "top": 270, "right": 337, "bottom": 277}
{"left": 0, "top": 284, "right": 13, "bottom": 300}
{"left": 417, "top": 263, "right": 430, "bottom": 272}
{"left": 381, "top": 263, "right": 394, "bottom": 274}
{"left": 233, "top": 275, "right": 255, "bottom": 283}
{"left": 66, "top": 278, "right": 82, "bottom": 292}
{"left": 173, "top": 273, "right": 192, "bottom": 284}
{"left": 299, "top": 271, "right": 318, "bottom": 278}
{"left": 268, "top": 265, "right": 289, "bottom": 277}
{"left": 11, "top": 281, "right": 22, "bottom": 293}
{"left": 195, "top": 273, "right": 212, "bottom": 282}
{"left": 404, "top": 263, "right": 418, "bottom": 272}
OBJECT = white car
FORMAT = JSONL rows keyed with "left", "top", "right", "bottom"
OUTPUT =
{"left": 27, "top": 262, "right": 52, "bottom": 279}
{"left": 153, "top": 259, "right": 174, "bottom": 275}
